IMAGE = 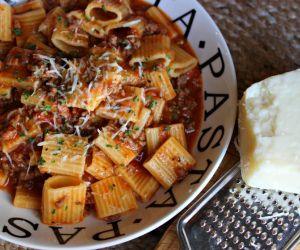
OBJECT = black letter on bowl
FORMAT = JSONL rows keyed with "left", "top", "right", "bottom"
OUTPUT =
{"left": 153, "top": 0, "right": 161, "bottom": 6}
{"left": 146, "top": 188, "right": 177, "bottom": 208}
{"left": 172, "top": 9, "right": 196, "bottom": 38}
{"left": 2, "top": 217, "right": 38, "bottom": 238}
{"left": 197, "top": 126, "right": 225, "bottom": 152}
{"left": 93, "top": 220, "right": 124, "bottom": 241}
{"left": 49, "top": 226, "right": 85, "bottom": 245}
{"left": 189, "top": 159, "right": 212, "bottom": 185}
{"left": 204, "top": 91, "right": 229, "bottom": 121}
{"left": 199, "top": 48, "right": 225, "bottom": 78}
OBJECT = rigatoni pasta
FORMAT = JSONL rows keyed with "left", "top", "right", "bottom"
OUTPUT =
{"left": 0, "top": 3, "right": 12, "bottom": 42}
{"left": 94, "top": 128, "right": 137, "bottom": 167}
{"left": 146, "top": 6, "right": 178, "bottom": 39}
{"left": 129, "top": 35, "right": 173, "bottom": 67}
{"left": 38, "top": 134, "right": 88, "bottom": 178}
{"left": 85, "top": 0, "right": 131, "bottom": 26}
{"left": 144, "top": 137, "right": 196, "bottom": 189}
{"left": 116, "top": 162, "right": 159, "bottom": 202}
{"left": 42, "top": 176, "right": 86, "bottom": 224}
{"left": 91, "top": 176, "right": 137, "bottom": 219}
{"left": 0, "top": 0, "right": 202, "bottom": 226}
{"left": 144, "top": 69, "right": 176, "bottom": 101}
{"left": 85, "top": 146, "right": 115, "bottom": 180}
{"left": 169, "top": 44, "right": 198, "bottom": 77}
{"left": 13, "top": 186, "right": 41, "bottom": 209}
{"left": 146, "top": 123, "right": 187, "bottom": 155}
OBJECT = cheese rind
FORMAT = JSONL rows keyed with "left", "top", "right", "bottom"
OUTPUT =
{"left": 239, "top": 69, "right": 300, "bottom": 194}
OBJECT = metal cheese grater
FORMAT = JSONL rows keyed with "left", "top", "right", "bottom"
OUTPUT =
{"left": 177, "top": 164, "right": 300, "bottom": 250}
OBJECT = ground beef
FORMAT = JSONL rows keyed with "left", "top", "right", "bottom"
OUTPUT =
{"left": 0, "top": 89, "right": 22, "bottom": 115}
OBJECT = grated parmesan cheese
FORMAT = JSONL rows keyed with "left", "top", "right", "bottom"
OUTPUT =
{"left": 121, "top": 19, "right": 141, "bottom": 28}
{"left": 111, "top": 119, "right": 131, "bottom": 139}
{"left": 37, "top": 141, "right": 49, "bottom": 146}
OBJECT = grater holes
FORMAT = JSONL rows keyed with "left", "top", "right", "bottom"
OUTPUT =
{"left": 261, "top": 232, "right": 267, "bottom": 240}
{"left": 272, "top": 227, "right": 278, "bottom": 236}
{"left": 200, "top": 219, "right": 206, "bottom": 228}
{"left": 234, "top": 220, "right": 241, "bottom": 229}
{"left": 244, "top": 231, "right": 251, "bottom": 239}
{"left": 277, "top": 233, "right": 283, "bottom": 241}
{"left": 271, "top": 244, "right": 277, "bottom": 250}
{"left": 239, "top": 210, "right": 246, "bottom": 219}
{"left": 293, "top": 218, "right": 299, "bottom": 226}
{"left": 239, "top": 226, "right": 246, "bottom": 234}
{"left": 227, "top": 231, "right": 234, "bottom": 239}
{"left": 245, "top": 216, "right": 251, "bottom": 224}
{"left": 220, "top": 241, "right": 228, "bottom": 249}
{"left": 282, "top": 223, "right": 289, "bottom": 231}
{"left": 222, "top": 224, "right": 229, "bottom": 233}
{"left": 224, "top": 209, "right": 230, "bottom": 218}
{"left": 266, "top": 222, "right": 273, "bottom": 230}
{"left": 205, "top": 224, "right": 212, "bottom": 233}
{"left": 210, "top": 230, "right": 217, "bottom": 238}
{"left": 255, "top": 226, "right": 262, "bottom": 235}
{"left": 250, "top": 221, "right": 257, "bottom": 229}
{"left": 288, "top": 213, "right": 295, "bottom": 221}
{"left": 238, "top": 242, "right": 244, "bottom": 249}
{"left": 216, "top": 237, "right": 222, "bottom": 245}
{"left": 277, "top": 217, "right": 284, "bottom": 225}
{"left": 187, "top": 172, "right": 300, "bottom": 250}
{"left": 266, "top": 238, "right": 273, "bottom": 246}
{"left": 232, "top": 236, "right": 239, "bottom": 244}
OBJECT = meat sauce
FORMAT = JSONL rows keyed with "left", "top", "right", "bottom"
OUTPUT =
{"left": 0, "top": 0, "right": 203, "bottom": 206}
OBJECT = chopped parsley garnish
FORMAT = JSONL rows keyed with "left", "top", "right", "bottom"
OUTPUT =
{"left": 19, "top": 132, "right": 25, "bottom": 137}
{"left": 166, "top": 66, "right": 171, "bottom": 74}
{"left": 27, "top": 137, "right": 35, "bottom": 143}
{"left": 43, "top": 105, "right": 51, "bottom": 111}
{"left": 73, "top": 141, "right": 81, "bottom": 147}
{"left": 64, "top": 20, "right": 68, "bottom": 27}
{"left": 38, "top": 157, "right": 46, "bottom": 165}
{"left": 84, "top": 15, "right": 90, "bottom": 21}
{"left": 57, "top": 138, "right": 64, "bottom": 145}
{"left": 133, "top": 96, "right": 139, "bottom": 102}
{"left": 134, "top": 126, "right": 140, "bottom": 131}
{"left": 152, "top": 64, "right": 158, "bottom": 71}
{"left": 147, "top": 95, "right": 153, "bottom": 101}
{"left": 64, "top": 206, "right": 68, "bottom": 211}
{"left": 164, "top": 126, "right": 171, "bottom": 131}
{"left": 22, "top": 90, "right": 33, "bottom": 100}
{"left": 120, "top": 163, "right": 124, "bottom": 167}
{"left": 58, "top": 99, "right": 66, "bottom": 105}
{"left": 124, "top": 129, "right": 131, "bottom": 136}
{"left": 105, "top": 144, "right": 113, "bottom": 148}
{"left": 51, "top": 209, "right": 56, "bottom": 214}
{"left": 25, "top": 43, "right": 36, "bottom": 50}
{"left": 166, "top": 54, "right": 172, "bottom": 59}
{"left": 51, "top": 160, "right": 56, "bottom": 163}
{"left": 108, "top": 183, "right": 116, "bottom": 191}
{"left": 57, "top": 16, "right": 63, "bottom": 22}
{"left": 16, "top": 77, "right": 27, "bottom": 82}
{"left": 13, "top": 28, "right": 22, "bottom": 36}
{"left": 115, "top": 144, "right": 120, "bottom": 150}
{"left": 101, "top": 4, "right": 107, "bottom": 12}
{"left": 149, "top": 100, "right": 158, "bottom": 109}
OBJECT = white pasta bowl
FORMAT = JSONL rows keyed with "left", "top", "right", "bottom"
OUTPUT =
{"left": 0, "top": 0, "right": 237, "bottom": 249}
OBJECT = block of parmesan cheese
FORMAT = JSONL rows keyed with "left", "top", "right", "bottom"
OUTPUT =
{"left": 239, "top": 69, "right": 300, "bottom": 194}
